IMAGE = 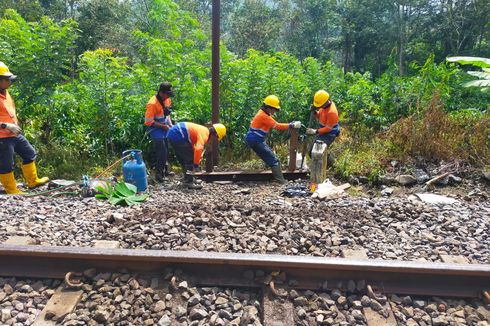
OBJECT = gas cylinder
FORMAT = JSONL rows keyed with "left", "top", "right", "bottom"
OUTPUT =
{"left": 122, "top": 150, "right": 148, "bottom": 192}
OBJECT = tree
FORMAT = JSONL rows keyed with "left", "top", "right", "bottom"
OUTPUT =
{"left": 0, "top": 0, "right": 43, "bottom": 21}
{"left": 280, "top": 0, "right": 336, "bottom": 60}
{"left": 226, "top": 0, "right": 282, "bottom": 55}
{"left": 76, "top": 0, "right": 132, "bottom": 55}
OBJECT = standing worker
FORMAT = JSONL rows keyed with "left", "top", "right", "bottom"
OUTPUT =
{"left": 245, "top": 95, "right": 301, "bottom": 184}
{"left": 167, "top": 122, "right": 226, "bottom": 189}
{"left": 144, "top": 82, "right": 175, "bottom": 182}
{"left": 0, "top": 62, "right": 49, "bottom": 194}
{"left": 306, "top": 90, "right": 340, "bottom": 156}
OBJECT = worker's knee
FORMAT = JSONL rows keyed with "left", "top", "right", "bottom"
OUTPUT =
{"left": 14, "top": 135, "right": 36, "bottom": 163}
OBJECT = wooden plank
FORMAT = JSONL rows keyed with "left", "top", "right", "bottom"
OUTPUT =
{"left": 337, "top": 183, "right": 351, "bottom": 190}
{"left": 193, "top": 170, "right": 308, "bottom": 182}
{"left": 93, "top": 240, "right": 120, "bottom": 249}
{"left": 342, "top": 248, "right": 368, "bottom": 259}
{"left": 440, "top": 255, "right": 470, "bottom": 264}
{"left": 33, "top": 288, "right": 82, "bottom": 325}
{"left": 263, "top": 288, "right": 295, "bottom": 326}
{"left": 426, "top": 172, "right": 450, "bottom": 187}
{"left": 3, "top": 236, "right": 34, "bottom": 245}
{"left": 364, "top": 305, "right": 397, "bottom": 326}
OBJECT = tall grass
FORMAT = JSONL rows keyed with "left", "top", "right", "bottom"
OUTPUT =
{"left": 332, "top": 93, "right": 489, "bottom": 179}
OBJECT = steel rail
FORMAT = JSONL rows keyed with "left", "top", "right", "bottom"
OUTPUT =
{"left": 0, "top": 245, "right": 488, "bottom": 298}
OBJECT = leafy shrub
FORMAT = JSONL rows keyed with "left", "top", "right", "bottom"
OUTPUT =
{"left": 1, "top": 9, "right": 489, "bottom": 178}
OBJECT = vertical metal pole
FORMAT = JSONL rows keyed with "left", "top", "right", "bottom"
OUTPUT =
{"left": 205, "top": 124, "right": 214, "bottom": 172}
{"left": 209, "top": 0, "right": 220, "bottom": 172}
{"left": 288, "top": 128, "right": 299, "bottom": 172}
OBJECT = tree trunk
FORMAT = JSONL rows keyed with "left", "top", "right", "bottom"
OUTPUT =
{"left": 398, "top": 39, "right": 404, "bottom": 76}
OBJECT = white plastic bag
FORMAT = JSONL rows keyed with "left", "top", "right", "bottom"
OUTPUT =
{"left": 287, "top": 153, "right": 308, "bottom": 170}
{"left": 312, "top": 179, "right": 345, "bottom": 200}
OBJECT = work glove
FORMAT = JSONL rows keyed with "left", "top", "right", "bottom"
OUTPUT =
{"left": 306, "top": 128, "right": 317, "bottom": 135}
{"left": 164, "top": 107, "right": 172, "bottom": 116}
{"left": 289, "top": 121, "right": 301, "bottom": 129}
{"left": 4, "top": 123, "right": 22, "bottom": 135}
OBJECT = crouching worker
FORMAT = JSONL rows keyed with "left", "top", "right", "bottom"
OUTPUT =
{"left": 0, "top": 62, "right": 48, "bottom": 194}
{"left": 167, "top": 122, "right": 226, "bottom": 189}
{"left": 245, "top": 95, "right": 301, "bottom": 184}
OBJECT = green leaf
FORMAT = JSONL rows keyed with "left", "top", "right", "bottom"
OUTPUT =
{"left": 126, "top": 194, "right": 149, "bottom": 202}
{"left": 446, "top": 56, "right": 490, "bottom": 68}
{"left": 95, "top": 184, "right": 110, "bottom": 196}
{"left": 124, "top": 198, "right": 136, "bottom": 206}
{"left": 95, "top": 193, "right": 108, "bottom": 199}
{"left": 463, "top": 80, "right": 490, "bottom": 88}
{"left": 124, "top": 182, "right": 138, "bottom": 193}
{"left": 467, "top": 71, "right": 490, "bottom": 80}
{"left": 114, "top": 182, "right": 136, "bottom": 197}
{"left": 109, "top": 196, "right": 126, "bottom": 205}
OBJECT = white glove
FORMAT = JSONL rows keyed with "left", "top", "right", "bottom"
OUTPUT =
{"left": 291, "top": 121, "right": 301, "bottom": 129}
{"left": 306, "top": 128, "right": 317, "bottom": 135}
{"left": 4, "top": 123, "right": 22, "bottom": 135}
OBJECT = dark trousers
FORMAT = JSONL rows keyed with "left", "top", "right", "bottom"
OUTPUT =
{"left": 168, "top": 139, "right": 194, "bottom": 182}
{"left": 152, "top": 138, "right": 168, "bottom": 172}
{"left": 0, "top": 135, "right": 36, "bottom": 174}
{"left": 246, "top": 140, "right": 279, "bottom": 167}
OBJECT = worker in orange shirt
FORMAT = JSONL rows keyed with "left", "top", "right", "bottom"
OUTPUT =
{"left": 167, "top": 122, "right": 226, "bottom": 189}
{"left": 144, "top": 82, "right": 174, "bottom": 182}
{"left": 306, "top": 90, "right": 340, "bottom": 156}
{"left": 0, "top": 62, "right": 49, "bottom": 194}
{"left": 245, "top": 95, "right": 301, "bottom": 183}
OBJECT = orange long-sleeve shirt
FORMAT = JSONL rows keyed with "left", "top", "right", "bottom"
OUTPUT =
{"left": 0, "top": 90, "right": 18, "bottom": 138}
{"left": 315, "top": 102, "right": 339, "bottom": 135}
{"left": 144, "top": 95, "right": 172, "bottom": 139}
{"left": 245, "top": 109, "right": 289, "bottom": 142}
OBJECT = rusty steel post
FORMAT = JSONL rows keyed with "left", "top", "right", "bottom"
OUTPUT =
{"left": 205, "top": 124, "right": 213, "bottom": 172}
{"left": 210, "top": 0, "right": 221, "bottom": 171}
{"left": 288, "top": 128, "right": 299, "bottom": 172}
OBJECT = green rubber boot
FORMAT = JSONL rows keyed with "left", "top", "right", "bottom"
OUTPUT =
{"left": 271, "top": 164, "right": 287, "bottom": 184}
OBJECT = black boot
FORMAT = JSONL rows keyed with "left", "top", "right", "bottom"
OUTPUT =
{"left": 164, "top": 163, "right": 175, "bottom": 176}
{"left": 154, "top": 169, "right": 165, "bottom": 183}
{"left": 183, "top": 172, "right": 202, "bottom": 189}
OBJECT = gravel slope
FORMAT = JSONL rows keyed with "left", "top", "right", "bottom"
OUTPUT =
{"left": 1, "top": 181, "right": 488, "bottom": 264}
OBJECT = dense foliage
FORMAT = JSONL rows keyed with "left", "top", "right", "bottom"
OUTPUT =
{"left": 0, "top": 1, "right": 489, "bottom": 178}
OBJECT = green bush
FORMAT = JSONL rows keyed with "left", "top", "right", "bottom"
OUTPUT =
{"left": 1, "top": 8, "right": 489, "bottom": 178}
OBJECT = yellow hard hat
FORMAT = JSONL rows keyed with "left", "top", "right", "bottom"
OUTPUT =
{"left": 313, "top": 90, "right": 330, "bottom": 108}
{"left": 0, "top": 62, "right": 14, "bottom": 78}
{"left": 212, "top": 123, "right": 226, "bottom": 140}
{"left": 263, "top": 95, "right": 281, "bottom": 110}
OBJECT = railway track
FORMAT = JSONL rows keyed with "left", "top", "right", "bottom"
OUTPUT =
{"left": 0, "top": 245, "right": 489, "bottom": 325}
